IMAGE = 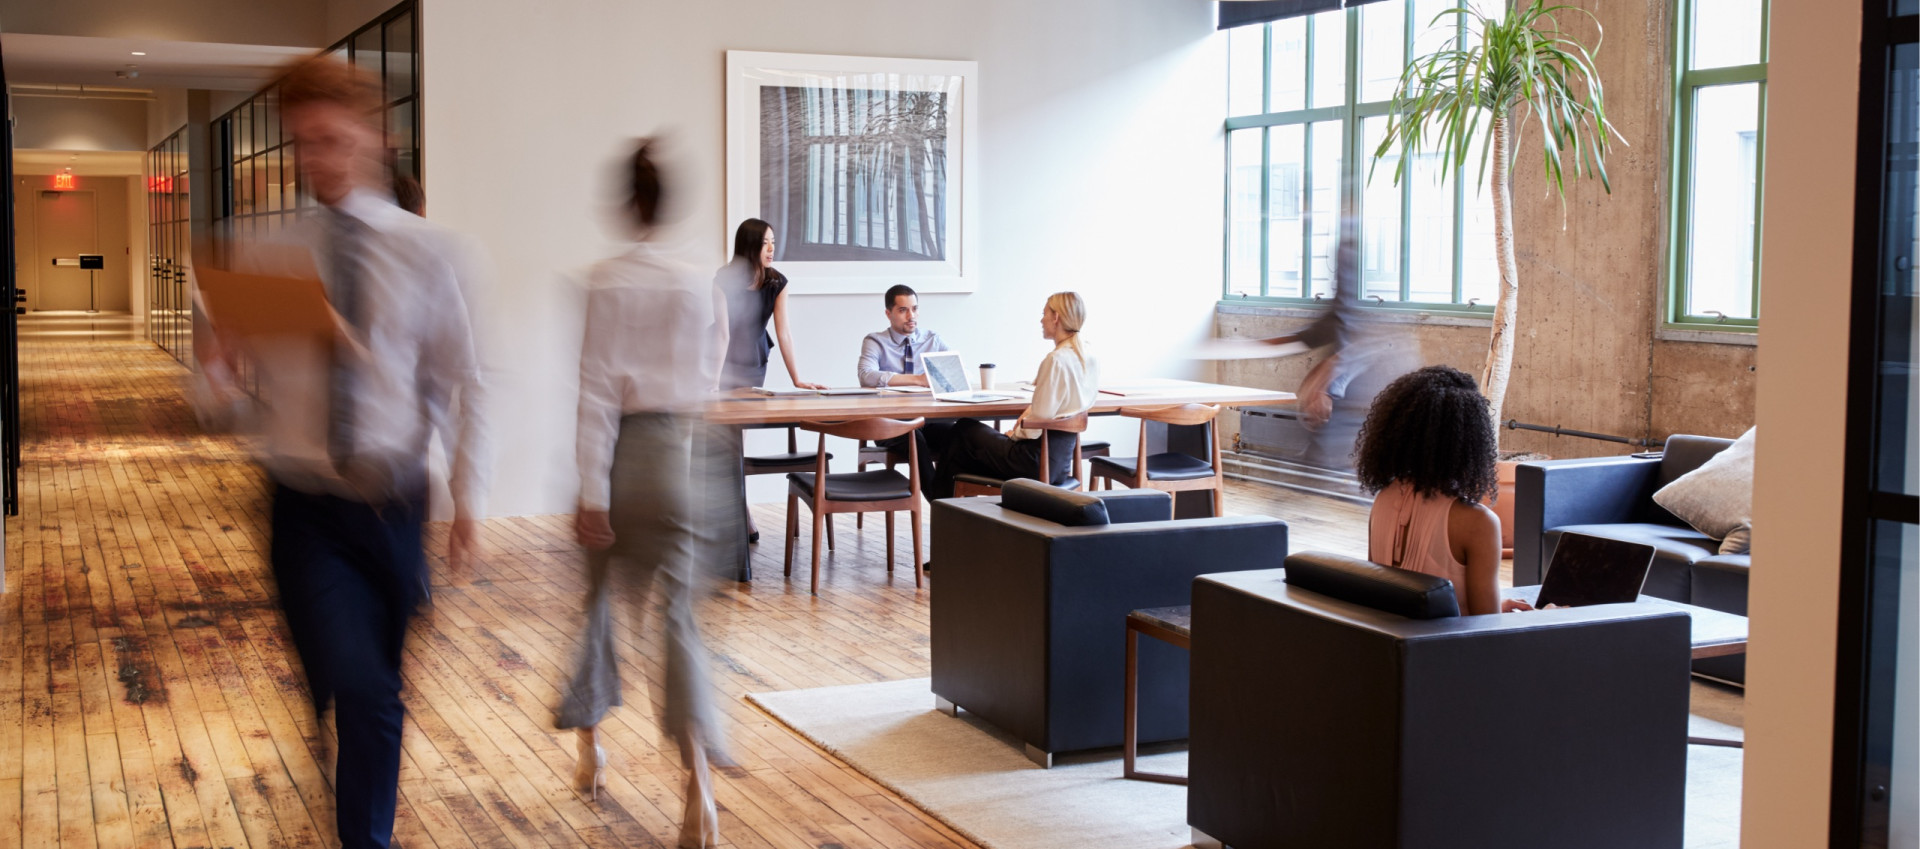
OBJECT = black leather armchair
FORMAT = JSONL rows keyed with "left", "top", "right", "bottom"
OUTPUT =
{"left": 1188, "top": 554, "right": 1692, "bottom": 849}
{"left": 930, "top": 480, "right": 1287, "bottom": 765}
{"left": 1513, "top": 435, "right": 1748, "bottom": 681}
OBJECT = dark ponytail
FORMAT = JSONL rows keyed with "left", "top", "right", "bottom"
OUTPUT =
{"left": 629, "top": 139, "right": 665, "bottom": 227}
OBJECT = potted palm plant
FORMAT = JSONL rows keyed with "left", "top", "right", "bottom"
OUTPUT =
{"left": 1372, "top": 0, "right": 1622, "bottom": 552}
{"left": 1373, "top": 0, "right": 1621, "bottom": 433}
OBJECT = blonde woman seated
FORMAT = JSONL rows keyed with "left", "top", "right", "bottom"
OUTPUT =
{"left": 927, "top": 292, "right": 1098, "bottom": 501}
{"left": 1353, "top": 365, "right": 1531, "bottom": 616}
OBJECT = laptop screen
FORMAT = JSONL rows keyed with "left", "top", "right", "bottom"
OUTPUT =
{"left": 922, "top": 352, "right": 968, "bottom": 394}
{"left": 1535, "top": 532, "right": 1658, "bottom": 608}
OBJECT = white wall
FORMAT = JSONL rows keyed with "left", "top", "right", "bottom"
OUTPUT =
{"left": 0, "top": 0, "right": 325, "bottom": 46}
{"left": 1742, "top": 0, "right": 1858, "bottom": 844}
{"left": 127, "top": 175, "right": 148, "bottom": 320}
{"left": 323, "top": 0, "right": 401, "bottom": 45}
{"left": 10, "top": 96, "right": 149, "bottom": 151}
{"left": 147, "top": 87, "right": 189, "bottom": 148}
{"left": 422, "top": 0, "right": 1227, "bottom": 517}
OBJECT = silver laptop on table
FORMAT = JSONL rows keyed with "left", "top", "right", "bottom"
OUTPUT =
{"left": 922, "top": 351, "right": 1021, "bottom": 404}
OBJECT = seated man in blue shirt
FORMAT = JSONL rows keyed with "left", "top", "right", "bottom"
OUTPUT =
{"left": 857, "top": 284, "right": 954, "bottom": 487}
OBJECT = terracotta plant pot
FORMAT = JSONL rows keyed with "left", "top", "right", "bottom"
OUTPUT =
{"left": 1490, "top": 453, "right": 1549, "bottom": 559}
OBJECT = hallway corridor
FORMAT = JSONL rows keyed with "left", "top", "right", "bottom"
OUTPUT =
{"left": 0, "top": 320, "right": 982, "bottom": 848}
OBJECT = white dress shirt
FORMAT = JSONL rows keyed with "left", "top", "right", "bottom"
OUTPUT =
{"left": 575, "top": 241, "right": 727, "bottom": 511}
{"left": 1010, "top": 341, "right": 1098, "bottom": 440}
{"left": 239, "top": 189, "right": 492, "bottom": 517}
{"left": 857, "top": 327, "right": 949, "bottom": 387}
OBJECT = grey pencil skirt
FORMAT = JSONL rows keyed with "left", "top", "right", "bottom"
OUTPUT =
{"left": 555, "top": 412, "right": 722, "bottom": 752}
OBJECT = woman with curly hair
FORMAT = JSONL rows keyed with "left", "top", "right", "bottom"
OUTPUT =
{"left": 1354, "top": 365, "right": 1528, "bottom": 616}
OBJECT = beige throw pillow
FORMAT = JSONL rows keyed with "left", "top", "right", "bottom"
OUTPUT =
{"left": 1652, "top": 428, "right": 1756, "bottom": 555}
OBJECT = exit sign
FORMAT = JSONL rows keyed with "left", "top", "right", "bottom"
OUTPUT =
{"left": 51, "top": 173, "right": 76, "bottom": 191}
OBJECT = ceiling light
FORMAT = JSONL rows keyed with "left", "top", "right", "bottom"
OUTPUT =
{"left": 131, "top": 51, "right": 146, "bottom": 56}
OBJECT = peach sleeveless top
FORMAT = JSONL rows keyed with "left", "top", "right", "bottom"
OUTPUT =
{"left": 1367, "top": 481, "right": 1469, "bottom": 592}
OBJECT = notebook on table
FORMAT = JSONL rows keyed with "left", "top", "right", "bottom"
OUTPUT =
{"left": 749, "top": 387, "right": 881, "bottom": 397}
{"left": 922, "top": 352, "right": 1021, "bottom": 403}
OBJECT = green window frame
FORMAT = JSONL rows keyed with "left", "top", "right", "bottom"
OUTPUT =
{"left": 1666, "top": 0, "right": 1768, "bottom": 331}
{"left": 1222, "top": 1, "right": 1495, "bottom": 314}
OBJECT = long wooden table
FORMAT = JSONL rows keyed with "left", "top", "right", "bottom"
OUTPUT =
{"left": 709, "top": 378, "right": 1294, "bottom": 581}
{"left": 706, "top": 377, "right": 1296, "bottom": 425}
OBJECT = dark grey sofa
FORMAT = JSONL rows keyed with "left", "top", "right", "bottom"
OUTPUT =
{"left": 1513, "top": 434, "right": 1749, "bottom": 682}
{"left": 1188, "top": 554, "right": 1691, "bottom": 849}
{"left": 929, "top": 480, "right": 1287, "bottom": 765}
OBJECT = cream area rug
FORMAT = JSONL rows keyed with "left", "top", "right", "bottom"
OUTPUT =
{"left": 748, "top": 678, "right": 1747, "bottom": 849}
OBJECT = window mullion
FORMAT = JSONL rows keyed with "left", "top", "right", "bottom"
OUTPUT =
{"left": 1400, "top": 0, "right": 1415, "bottom": 302}
{"left": 1344, "top": 5, "right": 1361, "bottom": 298}
{"left": 1303, "top": 14, "right": 1317, "bottom": 298}
{"left": 1452, "top": 7, "right": 1467, "bottom": 305}
{"left": 1302, "top": 123, "right": 1316, "bottom": 298}
{"left": 1261, "top": 126, "right": 1272, "bottom": 298}
{"left": 1261, "top": 24, "right": 1274, "bottom": 297}
{"left": 1749, "top": 80, "right": 1767, "bottom": 320}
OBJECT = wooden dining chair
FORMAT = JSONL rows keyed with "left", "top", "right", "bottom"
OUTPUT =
{"left": 951, "top": 412, "right": 1090, "bottom": 497}
{"left": 1086, "top": 404, "right": 1227, "bottom": 516}
{"left": 785, "top": 418, "right": 927, "bottom": 594}
{"left": 743, "top": 425, "right": 831, "bottom": 547}
{"left": 854, "top": 440, "right": 908, "bottom": 529}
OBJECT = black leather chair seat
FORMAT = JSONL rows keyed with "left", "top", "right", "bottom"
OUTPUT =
{"left": 1692, "top": 555, "right": 1752, "bottom": 614}
{"left": 1089, "top": 452, "right": 1216, "bottom": 482}
{"left": 1690, "top": 554, "right": 1752, "bottom": 682}
{"left": 1545, "top": 523, "right": 1716, "bottom": 603}
{"left": 786, "top": 470, "right": 911, "bottom": 502}
{"left": 1080, "top": 440, "right": 1111, "bottom": 457}
{"left": 746, "top": 451, "right": 831, "bottom": 470}
{"left": 953, "top": 472, "right": 1080, "bottom": 490}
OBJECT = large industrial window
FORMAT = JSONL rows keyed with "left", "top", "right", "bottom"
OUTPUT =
{"left": 1223, "top": 1, "right": 1497, "bottom": 310}
{"left": 212, "top": 2, "right": 419, "bottom": 246}
{"left": 1667, "top": 0, "right": 1766, "bottom": 330}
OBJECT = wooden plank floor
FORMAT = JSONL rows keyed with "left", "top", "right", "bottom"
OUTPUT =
{"left": 0, "top": 319, "right": 1370, "bottom": 848}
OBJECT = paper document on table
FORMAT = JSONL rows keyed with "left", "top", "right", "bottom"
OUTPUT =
{"left": 1187, "top": 338, "right": 1311, "bottom": 360}
{"left": 882, "top": 385, "right": 933, "bottom": 394}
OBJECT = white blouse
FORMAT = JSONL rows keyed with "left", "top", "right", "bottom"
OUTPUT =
{"left": 575, "top": 242, "right": 727, "bottom": 510}
{"left": 1009, "top": 341, "right": 1097, "bottom": 440}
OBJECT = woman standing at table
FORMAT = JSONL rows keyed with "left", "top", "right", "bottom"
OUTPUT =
{"left": 715, "top": 219, "right": 823, "bottom": 390}
{"left": 928, "top": 292, "right": 1098, "bottom": 500}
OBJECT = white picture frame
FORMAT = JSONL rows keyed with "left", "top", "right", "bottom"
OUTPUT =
{"left": 726, "top": 50, "right": 979, "bottom": 295}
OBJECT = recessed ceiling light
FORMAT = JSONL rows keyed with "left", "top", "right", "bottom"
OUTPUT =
{"left": 131, "top": 51, "right": 146, "bottom": 56}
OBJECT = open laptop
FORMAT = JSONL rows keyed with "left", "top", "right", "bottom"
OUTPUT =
{"left": 922, "top": 351, "right": 1021, "bottom": 403}
{"left": 1534, "top": 532, "right": 1659, "bottom": 608}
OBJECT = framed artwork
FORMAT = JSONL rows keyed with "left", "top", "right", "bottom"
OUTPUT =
{"left": 726, "top": 51, "right": 979, "bottom": 294}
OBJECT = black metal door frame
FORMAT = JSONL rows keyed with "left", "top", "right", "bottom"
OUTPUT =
{"left": 1, "top": 38, "right": 22, "bottom": 517}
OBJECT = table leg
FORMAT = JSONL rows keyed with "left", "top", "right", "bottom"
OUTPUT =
{"left": 1123, "top": 620, "right": 1189, "bottom": 785}
{"left": 1124, "top": 626, "right": 1138, "bottom": 778}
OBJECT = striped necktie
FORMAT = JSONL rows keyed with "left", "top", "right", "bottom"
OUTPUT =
{"left": 327, "top": 211, "right": 366, "bottom": 474}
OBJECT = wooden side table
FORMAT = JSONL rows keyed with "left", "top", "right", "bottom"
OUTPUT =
{"left": 1125, "top": 605, "right": 1192, "bottom": 785}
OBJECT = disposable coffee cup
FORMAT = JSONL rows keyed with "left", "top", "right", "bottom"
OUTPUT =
{"left": 978, "top": 364, "right": 996, "bottom": 390}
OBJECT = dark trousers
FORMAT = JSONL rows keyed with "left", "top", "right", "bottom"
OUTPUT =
{"left": 876, "top": 418, "right": 956, "bottom": 489}
{"left": 270, "top": 483, "right": 427, "bottom": 849}
{"left": 928, "top": 418, "right": 1076, "bottom": 500}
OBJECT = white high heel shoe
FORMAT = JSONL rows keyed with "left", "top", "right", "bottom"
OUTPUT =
{"left": 678, "top": 770, "right": 719, "bottom": 849}
{"left": 574, "top": 729, "right": 607, "bottom": 801}
{"left": 678, "top": 741, "right": 719, "bottom": 848}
